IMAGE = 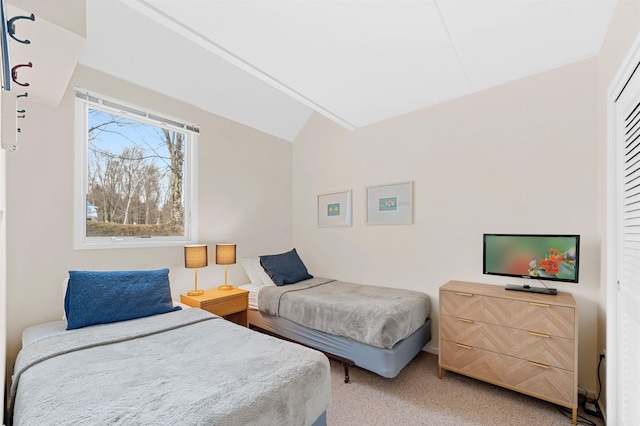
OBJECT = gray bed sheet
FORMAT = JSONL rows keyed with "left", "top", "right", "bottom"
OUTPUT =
{"left": 10, "top": 309, "right": 330, "bottom": 426}
{"left": 249, "top": 308, "right": 431, "bottom": 379}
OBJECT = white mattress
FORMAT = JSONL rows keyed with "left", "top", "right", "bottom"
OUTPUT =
{"left": 21, "top": 320, "right": 68, "bottom": 347}
{"left": 238, "top": 283, "right": 268, "bottom": 310}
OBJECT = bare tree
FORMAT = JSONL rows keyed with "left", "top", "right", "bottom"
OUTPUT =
{"left": 141, "top": 163, "right": 162, "bottom": 224}
{"left": 94, "top": 152, "right": 125, "bottom": 223}
{"left": 118, "top": 147, "right": 145, "bottom": 225}
{"left": 162, "top": 129, "right": 184, "bottom": 224}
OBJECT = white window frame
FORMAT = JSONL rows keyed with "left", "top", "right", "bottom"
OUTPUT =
{"left": 73, "top": 87, "right": 199, "bottom": 249}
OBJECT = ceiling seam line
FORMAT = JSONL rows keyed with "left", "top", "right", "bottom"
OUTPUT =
{"left": 130, "top": 0, "right": 357, "bottom": 130}
{"left": 434, "top": 1, "right": 473, "bottom": 91}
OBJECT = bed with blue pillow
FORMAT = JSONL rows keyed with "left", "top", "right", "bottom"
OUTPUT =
{"left": 10, "top": 268, "right": 330, "bottom": 426}
{"left": 242, "top": 249, "right": 432, "bottom": 382}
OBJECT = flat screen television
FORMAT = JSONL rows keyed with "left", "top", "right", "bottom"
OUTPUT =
{"left": 483, "top": 234, "right": 580, "bottom": 295}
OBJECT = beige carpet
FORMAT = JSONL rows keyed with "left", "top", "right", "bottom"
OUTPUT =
{"left": 326, "top": 351, "right": 604, "bottom": 426}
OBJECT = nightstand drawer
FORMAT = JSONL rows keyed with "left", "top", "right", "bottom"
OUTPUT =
{"left": 201, "top": 295, "right": 247, "bottom": 317}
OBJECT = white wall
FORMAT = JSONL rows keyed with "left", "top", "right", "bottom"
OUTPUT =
{"left": 4, "top": 64, "right": 293, "bottom": 374}
{"left": 293, "top": 58, "right": 602, "bottom": 393}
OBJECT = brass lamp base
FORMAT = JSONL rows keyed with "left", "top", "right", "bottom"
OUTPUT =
{"left": 187, "top": 289, "right": 204, "bottom": 296}
{"left": 218, "top": 283, "right": 234, "bottom": 291}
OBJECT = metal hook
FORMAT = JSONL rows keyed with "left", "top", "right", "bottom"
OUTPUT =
{"left": 17, "top": 114, "right": 25, "bottom": 119}
{"left": 7, "top": 13, "right": 35, "bottom": 44}
{"left": 17, "top": 92, "right": 28, "bottom": 98}
{"left": 17, "top": 109, "right": 25, "bottom": 113}
{"left": 11, "top": 62, "right": 32, "bottom": 87}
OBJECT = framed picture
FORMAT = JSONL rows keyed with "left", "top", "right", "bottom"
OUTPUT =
{"left": 366, "top": 181, "right": 413, "bottom": 225}
{"left": 317, "top": 190, "right": 352, "bottom": 227}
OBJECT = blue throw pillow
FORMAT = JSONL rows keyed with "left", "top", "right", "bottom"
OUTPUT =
{"left": 259, "top": 248, "right": 313, "bottom": 286}
{"left": 65, "top": 268, "right": 181, "bottom": 330}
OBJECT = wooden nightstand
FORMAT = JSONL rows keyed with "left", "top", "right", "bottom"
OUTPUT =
{"left": 180, "top": 287, "right": 249, "bottom": 327}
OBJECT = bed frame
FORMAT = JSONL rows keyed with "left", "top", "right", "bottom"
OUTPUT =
{"left": 248, "top": 308, "right": 431, "bottom": 382}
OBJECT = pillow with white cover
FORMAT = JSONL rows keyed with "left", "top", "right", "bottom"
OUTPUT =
{"left": 64, "top": 268, "right": 181, "bottom": 330}
{"left": 241, "top": 258, "right": 276, "bottom": 286}
{"left": 240, "top": 258, "right": 262, "bottom": 284}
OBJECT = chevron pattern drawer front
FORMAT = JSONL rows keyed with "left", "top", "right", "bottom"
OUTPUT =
{"left": 440, "top": 290, "right": 575, "bottom": 338}
{"left": 438, "top": 281, "right": 579, "bottom": 425}
{"left": 440, "top": 315, "right": 574, "bottom": 370}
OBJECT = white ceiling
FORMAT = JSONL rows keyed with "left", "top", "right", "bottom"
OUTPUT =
{"left": 79, "top": 0, "right": 617, "bottom": 141}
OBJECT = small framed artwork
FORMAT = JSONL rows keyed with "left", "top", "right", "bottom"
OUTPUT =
{"left": 317, "top": 190, "right": 352, "bottom": 227}
{"left": 366, "top": 181, "right": 414, "bottom": 225}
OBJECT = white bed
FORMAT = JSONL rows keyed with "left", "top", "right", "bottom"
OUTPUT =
{"left": 10, "top": 269, "right": 331, "bottom": 426}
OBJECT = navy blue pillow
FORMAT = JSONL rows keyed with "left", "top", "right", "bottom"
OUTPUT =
{"left": 259, "top": 248, "right": 313, "bottom": 286}
{"left": 65, "top": 268, "right": 181, "bottom": 330}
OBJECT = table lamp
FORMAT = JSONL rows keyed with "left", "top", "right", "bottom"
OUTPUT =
{"left": 185, "top": 244, "right": 208, "bottom": 296}
{"left": 216, "top": 244, "right": 236, "bottom": 291}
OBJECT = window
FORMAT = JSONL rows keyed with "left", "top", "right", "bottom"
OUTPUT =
{"left": 74, "top": 88, "right": 199, "bottom": 249}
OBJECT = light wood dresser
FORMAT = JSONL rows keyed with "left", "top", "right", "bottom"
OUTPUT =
{"left": 439, "top": 280, "right": 578, "bottom": 424}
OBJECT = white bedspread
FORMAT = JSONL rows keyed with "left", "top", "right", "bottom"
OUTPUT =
{"left": 10, "top": 309, "right": 330, "bottom": 426}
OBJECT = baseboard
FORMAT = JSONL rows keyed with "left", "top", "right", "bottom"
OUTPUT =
{"left": 423, "top": 343, "right": 438, "bottom": 355}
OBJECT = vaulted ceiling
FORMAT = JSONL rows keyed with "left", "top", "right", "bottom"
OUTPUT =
{"left": 79, "top": 0, "right": 617, "bottom": 141}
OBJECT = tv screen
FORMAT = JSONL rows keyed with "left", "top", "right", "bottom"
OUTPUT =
{"left": 483, "top": 234, "right": 580, "bottom": 283}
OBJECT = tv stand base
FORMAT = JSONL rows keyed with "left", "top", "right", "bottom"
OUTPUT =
{"left": 505, "top": 284, "right": 557, "bottom": 295}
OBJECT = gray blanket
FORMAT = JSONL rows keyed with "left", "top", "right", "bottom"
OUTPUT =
{"left": 10, "top": 309, "right": 330, "bottom": 426}
{"left": 258, "top": 278, "right": 430, "bottom": 349}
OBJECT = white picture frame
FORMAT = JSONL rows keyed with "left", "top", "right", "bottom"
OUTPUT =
{"left": 366, "top": 181, "right": 414, "bottom": 225}
{"left": 317, "top": 190, "right": 352, "bottom": 227}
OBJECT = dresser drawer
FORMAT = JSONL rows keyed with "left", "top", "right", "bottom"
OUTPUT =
{"left": 201, "top": 295, "right": 247, "bottom": 317}
{"left": 440, "top": 340, "right": 574, "bottom": 404}
{"left": 441, "top": 290, "right": 575, "bottom": 338}
{"left": 441, "top": 315, "right": 574, "bottom": 370}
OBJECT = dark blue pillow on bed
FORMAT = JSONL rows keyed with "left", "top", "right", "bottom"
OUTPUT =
{"left": 65, "top": 268, "right": 181, "bottom": 330}
{"left": 259, "top": 248, "right": 313, "bottom": 286}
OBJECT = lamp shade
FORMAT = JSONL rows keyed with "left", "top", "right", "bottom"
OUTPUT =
{"left": 216, "top": 244, "right": 236, "bottom": 265}
{"left": 184, "top": 244, "right": 208, "bottom": 269}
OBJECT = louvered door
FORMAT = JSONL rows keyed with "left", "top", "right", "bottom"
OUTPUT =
{"left": 611, "top": 41, "right": 640, "bottom": 426}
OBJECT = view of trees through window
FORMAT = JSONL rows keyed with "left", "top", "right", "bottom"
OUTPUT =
{"left": 86, "top": 108, "right": 186, "bottom": 237}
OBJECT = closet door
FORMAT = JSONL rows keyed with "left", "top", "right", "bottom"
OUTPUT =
{"left": 609, "top": 36, "right": 640, "bottom": 426}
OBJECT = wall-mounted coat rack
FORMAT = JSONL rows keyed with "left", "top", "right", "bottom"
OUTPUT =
{"left": 1, "top": 0, "right": 36, "bottom": 151}
{"left": 7, "top": 13, "right": 34, "bottom": 44}
{"left": 0, "top": 0, "right": 11, "bottom": 91}
{"left": 11, "top": 62, "right": 31, "bottom": 87}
